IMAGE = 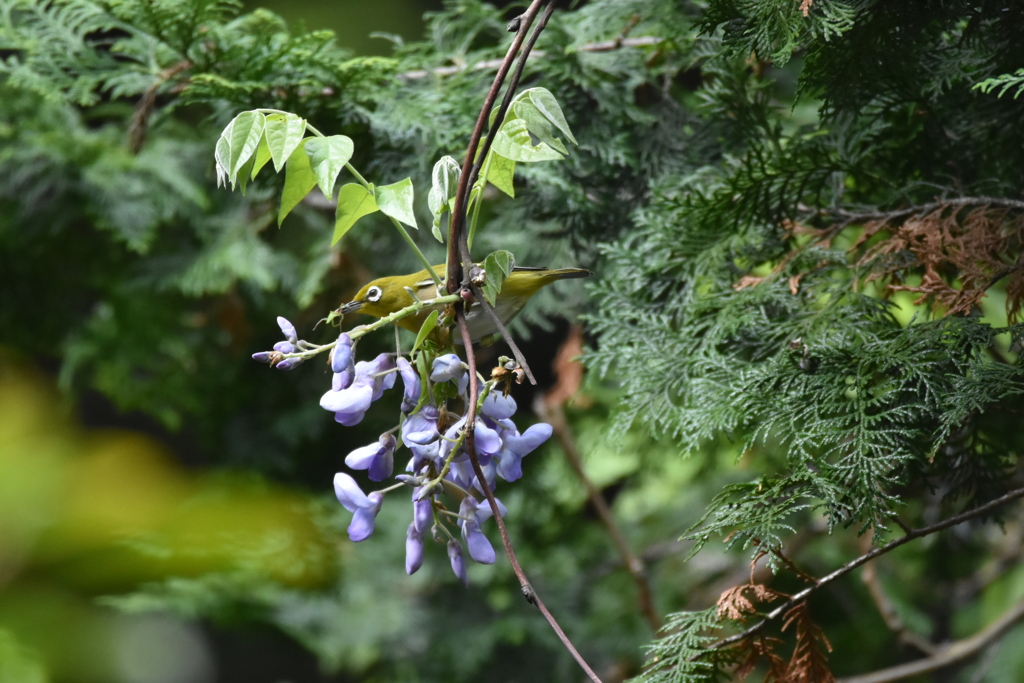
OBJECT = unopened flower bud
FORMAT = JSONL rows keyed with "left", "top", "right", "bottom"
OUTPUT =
{"left": 448, "top": 540, "right": 468, "bottom": 587}
{"left": 406, "top": 524, "right": 424, "bottom": 575}
{"left": 331, "top": 333, "right": 353, "bottom": 374}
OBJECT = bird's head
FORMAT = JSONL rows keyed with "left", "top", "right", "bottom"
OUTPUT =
{"left": 342, "top": 274, "right": 420, "bottom": 320}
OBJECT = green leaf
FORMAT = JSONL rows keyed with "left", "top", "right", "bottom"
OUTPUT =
{"left": 214, "top": 111, "right": 265, "bottom": 189}
{"left": 513, "top": 100, "right": 568, "bottom": 155}
{"left": 250, "top": 136, "right": 273, "bottom": 180}
{"left": 374, "top": 178, "right": 418, "bottom": 229}
{"left": 333, "top": 183, "right": 379, "bottom": 244}
{"left": 304, "top": 135, "right": 354, "bottom": 199}
{"left": 482, "top": 250, "right": 515, "bottom": 307}
{"left": 524, "top": 87, "right": 577, "bottom": 145}
{"left": 485, "top": 151, "right": 515, "bottom": 198}
{"left": 428, "top": 155, "right": 461, "bottom": 238}
{"left": 237, "top": 154, "right": 255, "bottom": 195}
{"left": 264, "top": 113, "right": 306, "bottom": 172}
{"left": 491, "top": 116, "right": 564, "bottom": 163}
{"left": 277, "top": 140, "right": 317, "bottom": 226}
{"left": 413, "top": 310, "right": 440, "bottom": 352}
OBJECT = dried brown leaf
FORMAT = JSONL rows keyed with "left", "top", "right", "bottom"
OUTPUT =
{"left": 735, "top": 275, "right": 766, "bottom": 291}
{"left": 851, "top": 204, "right": 1024, "bottom": 321}
{"left": 717, "top": 583, "right": 782, "bottom": 622}
{"left": 543, "top": 325, "right": 587, "bottom": 408}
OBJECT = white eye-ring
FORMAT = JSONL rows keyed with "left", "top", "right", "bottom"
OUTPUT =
{"left": 366, "top": 286, "right": 383, "bottom": 303}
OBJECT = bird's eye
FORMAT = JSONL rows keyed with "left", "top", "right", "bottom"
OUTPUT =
{"left": 366, "top": 286, "right": 383, "bottom": 303}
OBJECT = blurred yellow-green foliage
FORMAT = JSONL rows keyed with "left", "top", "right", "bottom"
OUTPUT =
{"left": 0, "top": 356, "right": 336, "bottom": 682}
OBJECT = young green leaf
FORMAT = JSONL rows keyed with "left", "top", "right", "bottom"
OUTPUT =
{"left": 485, "top": 151, "right": 516, "bottom": 198}
{"left": 428, "top": 155, "right": 461, "bottom": 239}
{"left": 214, "top": 111, "right": 265, "bottom": 189}
{"left": 304, "top": 135, "right": 354, "bottom": 199}
{"left": 482, "top": 250, "right": 515, "bottom": 307}
{"left": 524, "top": 87, "right": 577, "bottom": 145}
{"left": 333, "top": 183, "right": 379, "bottom": 244}
{"left": 513, "top": 100, "right": 569, "bottom": 155}
{"left": 491, "top": 116, "right": 564, "bottom": 163}
{"left": 264, "top": 113, "right": 306, "bottom": 172}
{"left": 250, "top": 136, "right": 273, "bottom": 180}
{"left": 413, "top": 310, "right": 441, "bottom": 352}
{"left": 237, "top": 154, "right": 256, "bottom": 195}
{"left": 278, "top": 141, "right": 317, "bottom": 226}
{"left": 374, "top": 178, "right": 418, "bottom": 229}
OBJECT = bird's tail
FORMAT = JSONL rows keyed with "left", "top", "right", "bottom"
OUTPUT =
{"left": 544, "top": 267, "right": 592, "bottom": 280}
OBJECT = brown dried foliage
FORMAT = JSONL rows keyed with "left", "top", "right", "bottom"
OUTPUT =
{"left": 731, "top": 603, "right": 835, "bottom": 683}
{"left": 779, "top": 603, "right": 834, "bottom": 683}
{"left": 851, "top": 204, "right": 1024, "bottom": 320}
{"left": 717, "top": 583, "right": 782, "bottom": 622}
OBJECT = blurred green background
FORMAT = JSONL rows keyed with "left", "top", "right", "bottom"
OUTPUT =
{"left": 4, "top": 1, "right": 1024, "bottom": 682}
{"left": 243, "top": 0, "right": 442, "bottom": 55}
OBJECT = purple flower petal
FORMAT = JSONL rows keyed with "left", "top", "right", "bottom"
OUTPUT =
{"left": 332, "top": 369, "right": 353, "bottom": 391}
{"left": 348, "top": 491, "right": 383, "bottom": 542}
{"left": 481, "top": 392, "right": 517, "bottom": 420}
{"left": 275, "top": 358, "right": 301, "bottom": 371}
{"left": 402, "top": 405, "right": 440, "bottom": 446}
{"left": 505, "top": 423, "right": 553, "bottom": 456}
{"left": 474, "top": 419, "right": 503, "bottom": 456}
{"left": 397, "top": 357, "right": 421, "bottom": 413}
{"left": 448, "top": 540, "right": 468, "bottom": 587}
{"left": 430, "top": 354, "right": 466, "bottom": 383}
{"left": 320, "top": 382, "right": 374, "bottom": 414}
{"left": 463, "top": 521, "right": 496, "bottom": 564}
{"left": 413, "top": 489, "right": 432, "bottom": 533}
{"left": 335, "top": 409, "right": 366, "bottom": 427}
{"left": 333, "top": 473, "right": 371, "bottom": 512}
{"left": 358, "top": 354, "right": 396, "bottom": 401}
{"left": 369, "top": 434, "right": 396, "bottom": 481}
{"left": 331, "top": 333, "right": 353, "bottom": 374}
{"left": 273, "top": 340, "right": 297, "bottom": 354}
{"left": 446, "top": 460, "right": 473, "bottom": 491}
{"left": 277, "top": 317, "right": 297, "bottom": 343}
{"left": 409, "top": 441, "right": 440, "bottom": 473}
{"left": 345, "top": 442, "right": 381, "bottom": 471}
{"left": 252, "top": 351, "right": 273, "bottom": 363}
{"left": 406, "top": 524, "right": 424, "bottom": 575}
{"left": 497, "top": 452, "right": 523, "bottom": 482}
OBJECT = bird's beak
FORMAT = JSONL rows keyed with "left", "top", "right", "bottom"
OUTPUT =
{"left": 340, "top": 300, "right": 362, "bottom": 314}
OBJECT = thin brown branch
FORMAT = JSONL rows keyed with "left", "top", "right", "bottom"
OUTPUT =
{"left": 467, "top": 282, "right": 536, "bottom": 384}
{"left": 441, "top": 5, "right": 601, "bottom": 680}
{"left": 708, "top": 486, "right": 1024, "bottom": 651}
{"left": 858, "top": 534, "right": 936, "bottom": 656}
{"left": 535, "top": 397, "right": 662, "bottom": 633}
{"left": 457, "top": 312, "right": 603, "bottom": 683}
{"left": 456, "top": 1, "right": 556, "bottom": 276}
{"left": 445, "top": 0, "right": 545, "bottom": 291}
{"left": 829, "top": 196, "right": 1024, "bottom": 226}
{"left": 836, "top": 595, "right": 1024, "bottom": 683}
{"left": 127, "top": 60, "right": 191, "bottom": 153}
{"left": 767, "top": 546, "right": 819, "bottom": 586}
{"left": 399, "top": 36, "right": 663, "bottom": 80}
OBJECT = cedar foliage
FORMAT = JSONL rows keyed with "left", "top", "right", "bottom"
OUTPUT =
{"left": 3, "top": 0, "right": 1024, "bottom": 681}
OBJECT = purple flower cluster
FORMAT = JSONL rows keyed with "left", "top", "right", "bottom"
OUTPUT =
{"left": 254, "top": 319, "right": 552, "bottom": 587}
{"left": 331, "top": 352, "right": 551, "bottom": 585}
{"left": 251, "top": 317, "right": 307, "bottom": 370}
